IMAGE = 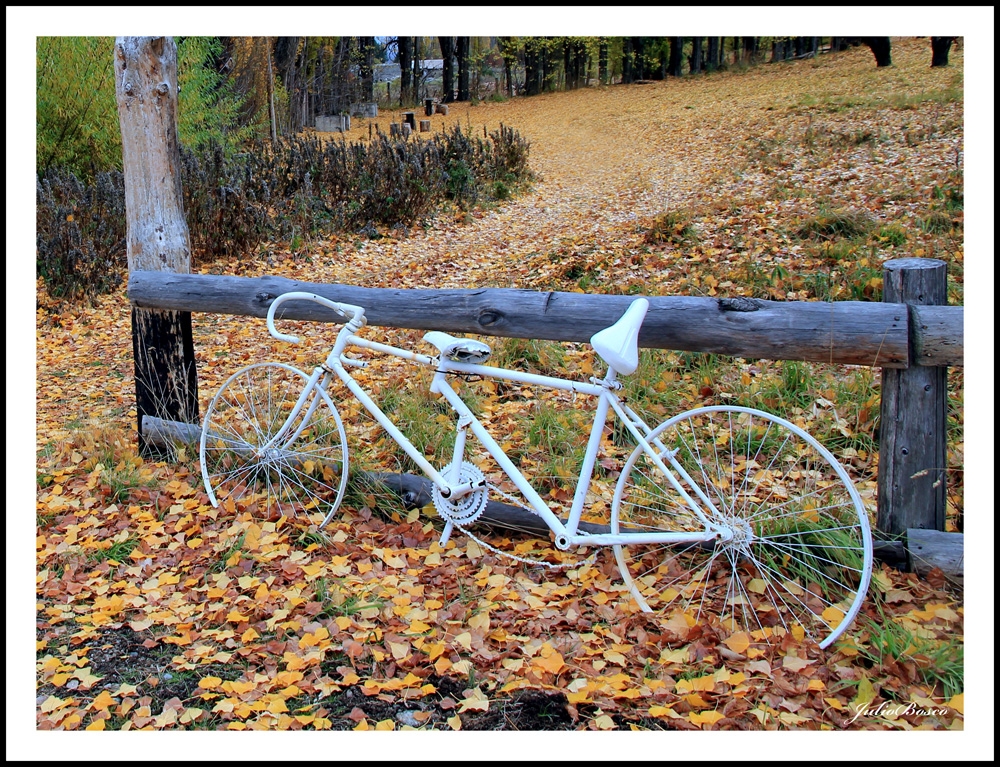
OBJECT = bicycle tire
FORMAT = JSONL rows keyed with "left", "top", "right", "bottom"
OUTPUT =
{"left": 611, "top": 405, "right": 872, "bottom": 649}
{"left": 200, "top": 362, "right": 349, "bottom": 527}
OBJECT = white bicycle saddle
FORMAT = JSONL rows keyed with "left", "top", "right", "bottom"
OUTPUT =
{"left": 590, "top": 298, "right": 649, "bottom": 375}
{"left": 423, "top": 331, "right": 493, "bottom": 363}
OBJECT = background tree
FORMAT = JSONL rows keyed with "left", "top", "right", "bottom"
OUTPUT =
{"left": 598, "top": 38, "right": 609, "bottom": 84}
{"left": 398, "top": 36, "right": 412, "bottom": 104}
{"left": 706, "top": 37, "right": 721, "bottom": 71}
{"left": 499, "top": 36, "right": 517, "bottom": 96}
{"left": 931, "top": 36, "right": 954, "bottom": 67}
{"left": 667, "top": 37, "right": 684, "bottom": 77}
{"left": 862, "top": 37, "right": 892, "bottom": 67}
{"left": 359, "top": 36, "right": 376, "bottom": 102}
{"left": 439, "top": 36, "right": 455, "bottom": 102}
{"left": 456, "top": 37, "right": 470, "bottom": 101}
{"left": 689, "top": 37, "right": 703, "bottom": 74}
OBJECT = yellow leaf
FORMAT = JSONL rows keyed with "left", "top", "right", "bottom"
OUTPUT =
{"left": 458, "top": 689, "right": 490, "bottom": 713}
{"left": 241, "top": 628, "right": 259, "bottom": 643}
{"left": 389, "top": 641, "right": 410, "bottom": 661}
{"left": 85, "top": 718, "right": 106, "bottom": 731}
{"left": 447, "top": 714, "right": 462, "bottom": 730}
{"left": 649, "top": 705, "right": 680, "bottom": 719}
{"left": 683, "top": 693, "right": 709, "bottom": 709}
{"left": 825, "top": 697, "right": 845, "bottom": 711}
{"left": 353, "top": 719, "right": 370, "bottom": 731}
{"left": 534, "top": 651, "right": 565, "bottom": 675}
{"left": 593, "top": 714, "right": 616, "bottom": 730}
{"left": 180, "top": 707, "right": 203, "bottom": 724}
{"left": 782, "top": 655, "right": 814, "bottom": 673}
{"left": 267, "top": 697, "right": 289, "bottom": 714}
{"left": 723, "top": 632, "right": 750, "bottom": 654}
{"left": 454, "top": 632, "right": 472, "bottom": 651}
{"left": 821, "top": 606, "right": 845, "bottom": 626}
{"left": 947, "top": 693, "right": 964, "bottom": 714}
{"left": 90, "top": 691, "right": 115, "bottom": 711}
{"left": 375, "top": 719, "right": 395, "bottom": 730}
{"left": 468, "top": 611, "right": 490, "bottom": 630}
{"left": 690, "top": 710, "right": 725, "bottom": 727}
{"left": 659, "top": 647, "right": 688, "bottom": 664}
{"left": 747, "top": 578, "right": 767, "bottom": 594}
{"left": 852, "top": 676, "right": 876, "bottom": 711}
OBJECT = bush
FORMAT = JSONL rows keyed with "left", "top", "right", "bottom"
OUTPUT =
{"left": 36, "top": 169, "right": 126, "bottom": 301}
{"left": 37, "top": 125, "right": 534, "bottom": 302}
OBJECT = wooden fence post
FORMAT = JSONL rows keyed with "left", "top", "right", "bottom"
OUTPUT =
{"left": 877, "top": 258, "right": 950, "bottom": 535}
{"left": 114, "top": 37, "right": 199, "bottom": 457}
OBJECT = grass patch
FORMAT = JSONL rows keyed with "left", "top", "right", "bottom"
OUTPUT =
{"left": 858, "top": 615, "right": 963, "bottom": 699}
{"left": 643, "top": 209, "right": 700, "bottom": 246}
{"left": 795, "top": 207, "right": 875, "bottom": 240}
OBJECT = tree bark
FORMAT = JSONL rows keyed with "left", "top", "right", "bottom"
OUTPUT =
{"left": 668, "top": 37, "right": 684, "bottom": 77}
{"left": 456, "top": 36, "right": 470, "bottom": 101}
{"left": 863, "top": 37, "right": 892, "bottom": 67}
{"left": 412, "top": 36, "right": 421, "bottom": 102}
{"left": 439, "top": 37, "right": 454, "bottom": 103}
{"left": 690, "top": 37, "right": 703, "bottom": 74}
{"left": 114, "top": 37, "right": 199, "bottom": 457}
{"left": 622, "top": 37, "right": 634, "bottom": 83}
{"left": 706, "top": 37, "right": 720, "bottom": 71}
{"left": 398, "top": 36, "right": 412, "bottom": 105}
{"left": 930, "top": 37, "right": 954, "bottom": 67}
{"left": 359, "top": 37, "right": 375, "bottom": 102}
{"left": 598, "top": 38, "right": 609, "bottom": 84}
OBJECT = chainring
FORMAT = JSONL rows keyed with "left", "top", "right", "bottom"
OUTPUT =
{"left": 432, "top": 461, "right": 489, "bottom": 526}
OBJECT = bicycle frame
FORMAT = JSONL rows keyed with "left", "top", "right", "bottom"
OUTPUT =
{"left": 264, "top": 293, "right": 730, "bottom": 550}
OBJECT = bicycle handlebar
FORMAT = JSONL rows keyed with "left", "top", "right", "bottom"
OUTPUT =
{"left": 265, "top": 292, "right": 366, "bottom": 344}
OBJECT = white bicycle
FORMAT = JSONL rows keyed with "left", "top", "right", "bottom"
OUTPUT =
{"left": 200, "top": 292, "right": 873, "bottom": 648}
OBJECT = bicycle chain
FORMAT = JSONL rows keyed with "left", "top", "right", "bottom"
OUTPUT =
{"left": 450, "top": 480, "right": 598, "bottom": 572}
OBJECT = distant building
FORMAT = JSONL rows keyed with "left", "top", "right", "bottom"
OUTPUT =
{"left": 374, "top": 60, "right": 444, "bottom": 83}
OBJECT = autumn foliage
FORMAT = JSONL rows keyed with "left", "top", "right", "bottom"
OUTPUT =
{"left": 36, "top": 38, "right": 963, "bottom": 732}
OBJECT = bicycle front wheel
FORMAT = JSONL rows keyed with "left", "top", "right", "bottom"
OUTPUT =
{"left": 611, "top": 406, "right": 872, "bottom": 649}
{"left": 200, "top": 362, "right": 349, "bottom": 527}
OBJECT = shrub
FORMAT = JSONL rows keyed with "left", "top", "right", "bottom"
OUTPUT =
{"left": 37, "top": 125, "right": 534, "bottom": 302}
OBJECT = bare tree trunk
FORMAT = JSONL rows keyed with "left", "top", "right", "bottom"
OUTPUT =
{"left": 114, "top": 36, "right": 198, "bottom": 457}
{"left": 398, "top": 37, "right": 411, "bottom": 105}
{"left": 439, "top": 36, "right": 455, "bottom": 102}
{"left": 863, "top": 37, "right": 892, "bottom": 67}
{"left": 707, "top": 37, "right": 720, "bottom": 71}
{"left": 412, "top": 36, "right": 421, "bottom": 102}
{"left": 598, "top": 38, "right": 609, "bottom": 84}
{"left": 690, "top": 37, "right": 703, "bottom": 74}
{"left": 930, "top": 37, "right": 954, "bottom": 67}
{"left": 457, "top": 36, "right": 470, "bottom": 101}
{"left": 359, "top": 36, "right": 375, "bottom": 102}
{"left": 265, "top": 38, "right": 277, "bottom": 142}
{"left": 668, "top": 36, "right": 684, "bottom": 76}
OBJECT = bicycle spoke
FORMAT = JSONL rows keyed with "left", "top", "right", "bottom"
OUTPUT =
{"left": 612, "top": 406, "right": 871, "bottom": 649}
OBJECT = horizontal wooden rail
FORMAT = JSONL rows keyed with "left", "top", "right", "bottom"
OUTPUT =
{"left": 124, "top": 271, "right": 966, "bottom": 369}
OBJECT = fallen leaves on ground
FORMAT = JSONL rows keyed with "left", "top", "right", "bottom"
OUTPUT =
{"left": 36, "top": 38, "right": 963, "bottom": 731}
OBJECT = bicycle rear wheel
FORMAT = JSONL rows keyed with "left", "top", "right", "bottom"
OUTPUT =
{"left": 200, "top": 362, "right": 349, "bottom": 526}
{"left": 611, "top": 406, "right": 872, "bottom": 649}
